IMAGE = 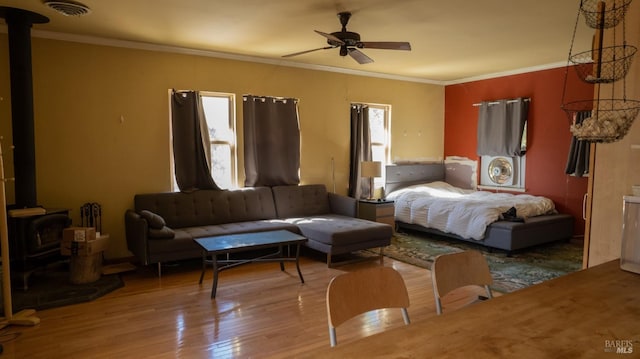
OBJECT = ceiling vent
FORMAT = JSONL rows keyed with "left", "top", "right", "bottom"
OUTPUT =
{"left": 43, "top": 0, "right": 91, "bottom": 16}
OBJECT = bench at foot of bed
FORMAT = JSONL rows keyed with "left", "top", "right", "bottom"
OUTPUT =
{"left": 397, "top": 213, "right": 575, "bottom": 253}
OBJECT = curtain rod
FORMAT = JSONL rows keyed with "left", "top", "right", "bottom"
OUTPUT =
{"left": 472, "top": 98, "right": 531, "bottom": 107}
{"left": 243, "top": 94, "right": 299, "bottom": 104}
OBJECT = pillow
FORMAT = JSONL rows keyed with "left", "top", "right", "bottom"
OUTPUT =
{"left": 140, "top": 210, "right": 166, "bottom": 229}
{"left": 148, "top": 226, "right": 175, "bottom": 239}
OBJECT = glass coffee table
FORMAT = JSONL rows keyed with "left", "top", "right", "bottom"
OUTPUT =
{"left": 193, "top": 230, "right": 307, "bottom": 298}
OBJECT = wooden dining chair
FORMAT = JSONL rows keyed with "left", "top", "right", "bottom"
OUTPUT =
{"left": 326, "top": 266, "right": 410, "bottom": 347}
{"left": 431, "top": 250, "right": 493, "bottom": 315}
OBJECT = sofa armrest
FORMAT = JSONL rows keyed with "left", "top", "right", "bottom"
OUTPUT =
{"left": 125, "top": 209, "right": 150, "bottom": 265}
{"left": 328, "top": 192, "right": 357, "bottom": 217}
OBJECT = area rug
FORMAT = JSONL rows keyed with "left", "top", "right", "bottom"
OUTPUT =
{"left": 383, "top": 230, "right": 583, "bottom": 293}
{"left": 3, "top": 270, "right": 124, "bottom": 315}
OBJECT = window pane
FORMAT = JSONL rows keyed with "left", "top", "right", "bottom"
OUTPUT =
{"left": 202, "top": 96, "right": 232, "bottom": 141}
{"left": 372, "top": 145, "right": 385, "bottom": 163}
{"left": 211, "top": 144, "right": 231, "bottom": 189}
{"left": 369, "top": 108, "right": 385, "bottom": 144}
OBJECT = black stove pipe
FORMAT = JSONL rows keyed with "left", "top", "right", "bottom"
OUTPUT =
{"left": 0, "top": 7, "right": 49, "bottom": 208}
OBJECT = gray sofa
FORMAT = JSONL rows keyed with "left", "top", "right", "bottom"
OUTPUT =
{"left": 125, "top": 184, "right": 392, "bottom": 274}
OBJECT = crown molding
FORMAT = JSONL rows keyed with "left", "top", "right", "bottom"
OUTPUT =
{"left": 15, "top": 28, "right": 445, "bottom": 85}
{"left": 444, "top": 62, "right": 568, "bottom": 85}
{"left": 0, "top": 26, "right": 567, "bottom": 87}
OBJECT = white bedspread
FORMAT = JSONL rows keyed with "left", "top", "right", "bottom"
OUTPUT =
{"left": 386, "top": 181, "right": 556, "bottom": 240}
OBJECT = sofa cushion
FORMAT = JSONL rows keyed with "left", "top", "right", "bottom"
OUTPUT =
{"left": 148, "top": 226, "right": 175, "bottom": 239}
{"left": 140, "top": 210, "right": 166, "bottom": 229}
{"left": 280, "top": 214, "right": 392, "bottom": 247}
{"left": 178, "top": 220, "right": 300, "bottom": 239}
{"left": 148, "top": 232, "right": 200, "bottom": 255}
{"left": 272, "top": 184, "right": 331, "bottom": 218}
{"left": 134, "top": 187, "right": 277, "bottom": 228}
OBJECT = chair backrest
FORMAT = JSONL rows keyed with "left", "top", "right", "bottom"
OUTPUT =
{"left": 326, "top": 266, "right": 410, "bottom": 347}
{"left": 431, "top": 250, "right": 493, "bottom": 315}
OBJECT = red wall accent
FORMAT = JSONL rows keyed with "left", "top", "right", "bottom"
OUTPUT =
{"left": 444, "top": 66, "right": 593, "bottom": 236}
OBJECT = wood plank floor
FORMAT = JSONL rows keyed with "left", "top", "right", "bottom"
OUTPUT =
{"left": 0, "top": 254, "right": 491, "bottom": 358}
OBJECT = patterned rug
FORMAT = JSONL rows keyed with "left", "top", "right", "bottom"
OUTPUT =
{"left": 383, "top": 230, "right": 584, "bottom": 293}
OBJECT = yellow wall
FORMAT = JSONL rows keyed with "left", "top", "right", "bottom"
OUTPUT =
{"left": 0, "top": 36, "right": 444, "bottom": 259}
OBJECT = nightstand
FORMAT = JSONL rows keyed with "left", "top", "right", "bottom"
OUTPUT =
{"left": 358, "top": 200, "right": 395, "bottom": 229}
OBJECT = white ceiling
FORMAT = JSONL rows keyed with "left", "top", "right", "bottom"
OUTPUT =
{"left": 0, "top": 0, "right": 594, "bottom": 84}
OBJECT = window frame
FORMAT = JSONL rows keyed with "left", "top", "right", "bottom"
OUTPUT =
{"left": 365, "top": 103, "right": 392, "bottom": 192}
{"left": 169, "top": 90, "right": 237, "bottom": 191}
{"left": 201, "top": 91, "right": 238, "bottom": 190}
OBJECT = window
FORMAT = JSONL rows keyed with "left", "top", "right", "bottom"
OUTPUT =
{"left": 367, "top": 104, "right": 391, "bottom": 191}
{"left": 201, "top": 93, "right": 237, "bottom": 189}
{"left": 170, "top": 91, "right": 237, "bottom": 190}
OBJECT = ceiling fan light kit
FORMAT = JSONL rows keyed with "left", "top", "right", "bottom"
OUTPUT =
{"left": 283, "top": 11, "right": 411, "bottom": 64}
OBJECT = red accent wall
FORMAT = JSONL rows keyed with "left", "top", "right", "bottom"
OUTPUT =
{"left": 444, "top": 66, "right": 593, "bottom": 236}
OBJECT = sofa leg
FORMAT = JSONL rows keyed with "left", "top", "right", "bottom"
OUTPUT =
{"left": 157, "top": 262, "right": 162, "bottom": 278}
{"left": 327, "top": 254, "right": 333, "bottom": 267}
{"left": 379, "top": 247, "right": 385, "bottom": 264}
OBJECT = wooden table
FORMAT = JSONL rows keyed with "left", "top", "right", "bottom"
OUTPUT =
{"left": 302, "top": 259, "right": 640, "bottom": 358}
{"left": 194, "top": 230, "right": 307, "bottom": 298}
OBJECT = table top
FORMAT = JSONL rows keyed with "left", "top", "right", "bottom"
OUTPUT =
{"left": 301, "top": 259, "right": 640, "bottom": 358}
{"left": 193, "top": 230, "right": 306, "bottom": 253}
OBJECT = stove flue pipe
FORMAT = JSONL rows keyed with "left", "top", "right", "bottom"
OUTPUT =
{"left": 0, "top": 7, "right": 49, "bottom": 208}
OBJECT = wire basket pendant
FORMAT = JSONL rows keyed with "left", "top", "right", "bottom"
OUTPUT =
{"left": 580, "top": 0, "right": 633, "bottom": 29}
{"left": 561, "top": 0, "right": 640, "bottom": 143}
{"left": 565, "top": 99, "right": 640, "bottom": 143}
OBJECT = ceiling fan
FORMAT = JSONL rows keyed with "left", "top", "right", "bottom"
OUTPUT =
{"left": 282, "top": 11, "right": 411, "bottom": 64}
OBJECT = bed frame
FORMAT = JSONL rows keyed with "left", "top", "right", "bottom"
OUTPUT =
{"left": 385, "top": 162, "right": 574, "bottom": 253}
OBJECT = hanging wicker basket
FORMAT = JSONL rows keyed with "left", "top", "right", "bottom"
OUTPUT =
{"left": 562, "top": 99, "right": 640, "bottom": 143}
{"left": 570, "top": 45, "right": 637, "bottom": 83}
{"left": 580, "top": 0, "right": 633, "bottom": 29}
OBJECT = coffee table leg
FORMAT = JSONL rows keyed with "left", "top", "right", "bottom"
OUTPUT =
{"left": 199, "top": 251, "right": 206, "bottom": 284}
{"left": 279, "top": 245, "right": 285, "bottom": 271}
{"left": 295, "top": 243, "right": 304, "bottom": 284}
{"left": 211, "top": 255, "right": 219, "bottom": 299}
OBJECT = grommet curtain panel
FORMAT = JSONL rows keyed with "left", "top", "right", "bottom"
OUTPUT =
{"left": 477, "top": 98, "right": 529, "bottom": 157}
{"left": 348, "top": 104, "right": 372, "bottom": 199}
{"left": 170, "top": 90, "right": 220, "bottom": 192}
{"left": 565, "top": 111, "right": 591, "bottom": 177}
{"left": 243, "top": 95, "right": 300, "bottom": 187}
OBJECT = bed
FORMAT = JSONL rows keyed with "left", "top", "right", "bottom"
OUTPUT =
{"left": 384, "top": 162, "right": 574, "bottom": 252}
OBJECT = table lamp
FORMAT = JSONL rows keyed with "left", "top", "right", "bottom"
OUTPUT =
{"left": 361, "top": 161, "right": 382, "bottom": 200}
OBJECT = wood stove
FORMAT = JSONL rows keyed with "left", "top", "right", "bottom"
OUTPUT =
{"left": 0, "top": 7, "right": 71, "bottom": 289}
{"left": 8, "top": 209, "right": 70, "bottom": 289}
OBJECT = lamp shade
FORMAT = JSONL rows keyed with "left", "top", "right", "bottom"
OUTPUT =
{"left": 361, "top": 161, "right": 382, "bottom": 178}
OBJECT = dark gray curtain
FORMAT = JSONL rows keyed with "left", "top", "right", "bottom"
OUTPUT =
{"left": 477, "top": 98, "right": 529, "bottom": 157}
{"left": 348, "top": 104, "right": 372, "bottom": 199}
{"left": 243, "top": 95, "right": 300, "bottom": 187}
{"left": 171, "top": 90, "right": 220, "bottom": 191}
{"left": 565, "top": 111, "right": 591, "bottom": 177}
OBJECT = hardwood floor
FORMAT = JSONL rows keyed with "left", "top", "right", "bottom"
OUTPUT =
{"left": 0, "top": 254, "right": 491, "bottom": 358}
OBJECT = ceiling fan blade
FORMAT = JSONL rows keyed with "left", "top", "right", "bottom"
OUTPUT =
{"left": 348, "top": 48, "right": 374, "bottom": 64}
{"left": 282, "top": 46, "right": 335, "bottom": 58}
{"left": 314, "top": 30, "right": 345, "bottom": 45}
{"left": 358, "top": 41, "right": 412, "bottom": 51}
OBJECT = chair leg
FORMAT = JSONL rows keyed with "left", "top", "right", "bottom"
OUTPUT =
{"left": 401, "top": 308, "right": 410, "bottom": 325}
{"left": 157, "top": 262, "right": 162, "bottom": 278}
{"left": 435, "top": 298, "right": 443, "bottom": 315}
{"left": 485, "top": 285, "right": 493, "bottom": 299}
{"left": 329, "top": 327, "right": 337, "bottom": 347}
